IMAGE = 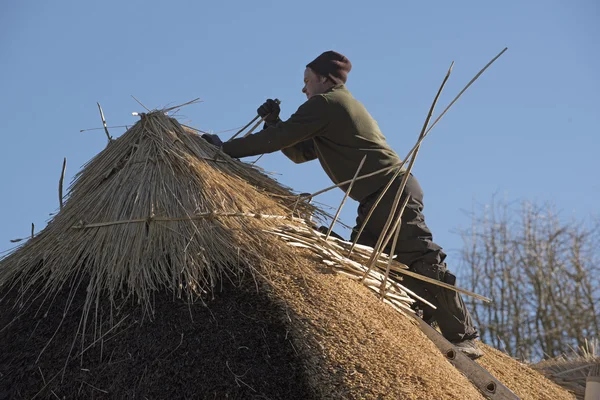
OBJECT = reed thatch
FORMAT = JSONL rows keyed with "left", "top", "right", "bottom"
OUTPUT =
{"left": 0, "top": 111, "right": 319, "bottom": 325}
{"left": 534, "top": 339, "right": 599, "bottom": 399}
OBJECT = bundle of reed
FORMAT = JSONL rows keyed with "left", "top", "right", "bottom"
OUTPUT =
{"left": 0, "top": 111, "right": 316, "bottom": 324}
{"left": 534, "top": 339, "right": 599, "bottom": 399}
{"left": 268, "top": 223, "right": 491, "bottom": 314}
{"left": 266, "top": 224, "right": 432, "bottom": 315}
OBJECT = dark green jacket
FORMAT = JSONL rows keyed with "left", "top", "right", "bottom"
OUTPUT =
{"left": 222, "top": 85, "right": 403, "bottom": 202}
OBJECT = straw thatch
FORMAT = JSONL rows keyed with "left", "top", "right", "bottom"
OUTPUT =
{"left": 0, "top": 111, "right": 319, "bottom": 324}
{"left": 533, "top": 340, "right": 599, "bottom": 399}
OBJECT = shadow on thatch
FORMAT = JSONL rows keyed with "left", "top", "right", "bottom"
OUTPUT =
{"left": 0, "top": 275, "right": 318, "bottom": 399}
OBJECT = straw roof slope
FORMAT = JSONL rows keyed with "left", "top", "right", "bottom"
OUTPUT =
{"left": 476, "top": 344, "right": 576, "bottom": 400}
{"left": 533, "top": 345, "right": 599, "bottom": 399}
{"left": 0, "top": 111, "right": 576, "bottom": 399}
{"left": 0, "top": 247, "right": 576, "bottom": 399}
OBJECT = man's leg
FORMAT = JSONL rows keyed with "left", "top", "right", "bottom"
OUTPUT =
{"left": 401, "top": 260, "right": 478, "bottom": 342}
{"left": 351, "top": 174, "right": 479, "bottom": 344}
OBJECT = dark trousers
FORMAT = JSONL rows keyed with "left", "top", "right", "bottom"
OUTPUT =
{"left": 350, "top": 174, "right": 478, "bottom": 342}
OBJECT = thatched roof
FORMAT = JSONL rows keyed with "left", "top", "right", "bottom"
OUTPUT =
{"left": 0, "top": 110, "right": 576, "bottom": 399}
{"left": 533, "top": 343, "right": 599, "bottom": 399}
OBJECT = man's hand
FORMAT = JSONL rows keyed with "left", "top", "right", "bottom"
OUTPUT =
{"left": 257, "top": 99, "right": 281, "bottom": 124}
{"left": 201, "top": 133, "right": 223, "bottom": 147}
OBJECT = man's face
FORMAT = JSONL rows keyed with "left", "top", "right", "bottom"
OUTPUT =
{"left": 302, "top": 68, "right": 330, "bottom": 99}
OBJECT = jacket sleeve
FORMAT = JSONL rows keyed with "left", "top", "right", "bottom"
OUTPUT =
{"left": 281, "top": 139, "right": 317, "bottom": 163}
{"left": 222, "top": 95, "right": 328, "bottom": 159}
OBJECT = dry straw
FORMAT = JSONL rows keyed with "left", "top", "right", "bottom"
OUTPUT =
{"left": 267, "top": 224, "right": 429, "bottom": 313}
{"left": 0, "top": 111, "right": 316, "bottom": 327}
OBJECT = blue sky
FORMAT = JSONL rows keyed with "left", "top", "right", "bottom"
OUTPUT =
{"left": 1, "top": 1, "right": 598, "bottom": 272}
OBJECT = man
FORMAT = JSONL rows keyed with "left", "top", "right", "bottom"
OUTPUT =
{"left": 203, "top": 51, "right": 483, "bottom": 359}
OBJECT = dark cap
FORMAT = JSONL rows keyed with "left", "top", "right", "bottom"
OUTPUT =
{"left": 306, "top": 51, "right": 352, "bottom": 85}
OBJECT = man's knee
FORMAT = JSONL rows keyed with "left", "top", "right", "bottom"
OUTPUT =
{"left": 410, "top": 260, "right": 444, "bottom": 281}
{"left": 410, "top": 260, "right": 457, "bottom": 287}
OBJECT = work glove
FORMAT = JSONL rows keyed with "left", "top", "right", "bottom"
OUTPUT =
{"left": 201, "top": 133, "right": 223, "bottom": 147}
{"left": 257, "top": 99, "right": 281, "bottom": 125}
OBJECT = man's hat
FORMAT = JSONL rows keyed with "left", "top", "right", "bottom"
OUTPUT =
{"left": 306, "top": 51, "right": 352, "bottom": 85}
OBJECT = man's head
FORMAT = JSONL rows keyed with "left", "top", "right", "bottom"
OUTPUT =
{"left": 302, "top": 51, "right": 352, "bottom": 99}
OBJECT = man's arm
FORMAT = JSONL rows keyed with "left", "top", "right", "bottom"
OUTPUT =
{"left": 281, "top": 139, "right": 317, "bottom": 164}
{"left": 264, "top": 116, "right": 318, "bottom": 163}
{"left": 222, "top": 95, "right": 328, "bottom": 159}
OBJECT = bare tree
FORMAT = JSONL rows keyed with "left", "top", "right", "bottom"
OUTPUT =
{"left": 459, "top": 198, "right": 600, "bottom": 361}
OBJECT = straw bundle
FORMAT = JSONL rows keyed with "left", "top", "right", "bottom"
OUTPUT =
{"left": 0, "top": 111, "right": 315, "bottom": 323}
{"left": 265, "top": 224, "right": 423, "bottom": 314}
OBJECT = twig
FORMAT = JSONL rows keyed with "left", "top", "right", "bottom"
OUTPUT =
{"left": 163, "top": 98, "right": 202, "bottom": 113}
{"left": 243, "top": 116, "right": 267, "bottom": 138}
{"left": 226, "top": 361, "right": 256, "bottom": 392}
{"left": 59, "top": 157, "right": 66, "bottom": 210}
{"left": 31, "top": 368, "right": 63, "bottom": 399}
{"left": 308, "top": 164, "right": 402, "bottom": 202}
{"left": 548, "top": 363, "right": 596, "bottom": 377}
{"left": 349, "top": 62, "right": 453, "bottom": 256}
{"left": 81, "top": 381, "right": 108, "bottom": 394}
{"left": 390, "top": 266, "right": 491, "bottom": 302}
{"left": 326, "top": 155, "right": 366, "bottom": 240}
{"left": 379, "top": 196, "right": 408, "bottom": 298}
{"left": 160, "top": 333, "right": 184, "bottom": 361}
{"left": 72, "top": 212, "right": 306, "bottom": 229}
{"left": 198, "top": 157, "right": 229, "bottom": 164}
{"left": 270, "top": 224, "right": 418, "bottom": 310}
{"left": 131, "top": 95, "right": 150, "bottom": 112}
{"left": 347, "top": 167, "right": 405, "bottom": 256}
{"left": 217, "top": 125, "right": 246, "bottom": 134}
{"left": 78, "top": 315, "right": 129, "bottom": 356}
{"left": 306, "top": 48, "right": 507, "bottom": 201}
{"left": 423, "top": 48, "right": 507, "bottom": 138}
{"left": 250, "top": 154, "right": 264, "bottom": 166}
{"left": 96, "top": 103, "right": 113, "bottom": 142}
{"left": 243, "top": 113, "right": 277, "bottom": 138}
{"left": 8, "top": 220, "right": 38, "bottom": 242}
{"left": 80, "top": 125, "right": 129, "bottom": 133}
{"left": 361, "top": 194, "right": 410, "bottom": 282}
{"left": 38, "top": 366, "right": 46, "bottom": 385}
{"left": 228, "top": 116, "right": 260, "bottom": 141}
{"left": 229, "top": 99, "right": 281, "bottom": 141}
{"left": 181, "top": 124, "right": 211, "bottom": 135}
{"left": 361, "top": 61, "right": 452, "bottom": 281}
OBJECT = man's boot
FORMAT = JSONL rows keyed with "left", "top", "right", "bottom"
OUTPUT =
{"left": 401, "top": 261, "right": 483, "bottom": 358}
{"left": 452, "top": 339, "right": 484, "bottom": 360}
